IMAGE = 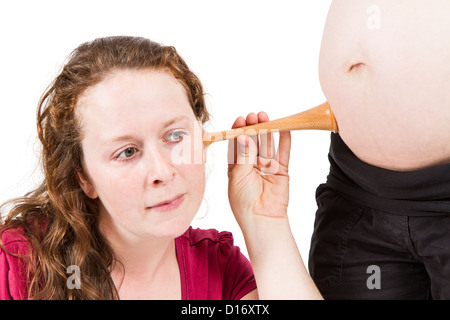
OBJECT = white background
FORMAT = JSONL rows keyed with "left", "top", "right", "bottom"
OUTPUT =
{"left": 0, "top": 0, "right": 332, "bottom": 266}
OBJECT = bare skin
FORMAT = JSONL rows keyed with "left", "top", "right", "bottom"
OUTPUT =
{"left": 75, "top": 69, "right": 321, "bottom": 300}
{"left": 319, "top": 0, "right": 450, "bottom": 171}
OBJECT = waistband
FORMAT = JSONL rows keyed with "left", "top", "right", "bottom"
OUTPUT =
{"left": 326, "top": 133, "right": 450, "bottom": 216}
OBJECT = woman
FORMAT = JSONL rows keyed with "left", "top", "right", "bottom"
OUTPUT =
{"left": 0, "top": 36, "right": 321, "bottom": 300}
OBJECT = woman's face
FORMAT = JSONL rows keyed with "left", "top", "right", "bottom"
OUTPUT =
{"left": 76, "top": 69, "right": 205, "bottom": 240}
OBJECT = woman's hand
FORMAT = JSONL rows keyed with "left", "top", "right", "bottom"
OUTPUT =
{"left": 227, "top": 111, "right": 291, "bottom": 230}
{"left": 227, "top": 111, "right": 322, "bottom": 300}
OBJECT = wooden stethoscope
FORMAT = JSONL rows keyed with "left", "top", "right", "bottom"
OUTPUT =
{"left": 203, "top": 102, "right": 338, "bottom": 147}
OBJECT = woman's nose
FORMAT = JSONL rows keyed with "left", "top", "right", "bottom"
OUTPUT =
{"left": 144, "top": 148, "right": 176, "bottom": 187}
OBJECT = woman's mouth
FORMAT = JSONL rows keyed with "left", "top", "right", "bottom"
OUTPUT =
{"left": 147, "top": 194, "right": 185, "bottom": 213}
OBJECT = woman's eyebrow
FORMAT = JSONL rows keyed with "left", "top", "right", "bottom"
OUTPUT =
{"left": 103, "top": 116, "right": 190, "bottom": 146}
{"left": 104, "top": 134, "right": 136, "bottom": 146}
{"left": 160, "top": 115, "right": 190, "bottom": 129}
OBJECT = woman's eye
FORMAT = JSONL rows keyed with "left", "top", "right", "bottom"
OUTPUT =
{"left": 165, "top": 130, "right": 187, "bottom": 142}
{"left": 117, "top": 147, "right": 136, "bottom": 159}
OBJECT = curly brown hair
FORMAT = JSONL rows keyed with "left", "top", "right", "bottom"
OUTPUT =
{"left": 0, "top": 36, "right": 209, "bottom": 299}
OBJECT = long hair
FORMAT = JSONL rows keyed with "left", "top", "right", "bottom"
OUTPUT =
{"left": 0, "top": 36, "right": 209, "bottom": 299}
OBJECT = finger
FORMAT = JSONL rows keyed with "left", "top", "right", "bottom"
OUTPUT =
{"left": 231, "top": 116, "right": 246, "bottom": 129}
{"left": 257, "top": 111, "right": 275, "bottom": 159}
{"left": 228, "top": 116, "right": 246, "bottom": 166}
{"left": 245, "top": 112, "right": 259, "bottom": 154}
{"left": 276, "top": 131, "right": 291, "bottom": 168}
{"left": 245, "top": 112, "right": 258, "bottom": 124}
{"left": 236, "top": 134, "right": 258, "bottom": 167}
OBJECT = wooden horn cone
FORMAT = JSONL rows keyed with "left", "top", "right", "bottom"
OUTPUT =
{"left": 203, "top": 102, "right": 338, "bottom": 147}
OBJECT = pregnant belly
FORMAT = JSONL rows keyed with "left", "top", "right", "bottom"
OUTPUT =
{"left": 319, "top": 0, "right": 450, "bottom": 171}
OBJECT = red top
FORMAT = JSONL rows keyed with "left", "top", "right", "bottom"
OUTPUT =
{"left": 0, "top": 226, "right": 256, "bottom": 300}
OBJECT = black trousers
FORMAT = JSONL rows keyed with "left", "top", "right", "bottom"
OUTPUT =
{"left": 309, "top": 134, "right": 450, "bottom": 300}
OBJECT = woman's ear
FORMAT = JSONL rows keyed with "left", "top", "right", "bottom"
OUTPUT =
{"left": 75, "top": 167, "right": 98, "bottom": 199}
